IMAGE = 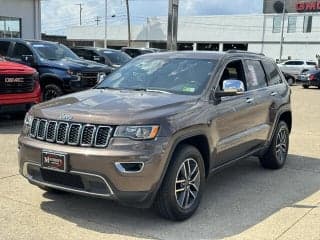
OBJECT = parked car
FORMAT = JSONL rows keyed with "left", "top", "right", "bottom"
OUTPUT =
{"left": 278, "top": 60, "right": 317, "bottom": 77}
{"left": 0, "top": 39, "right": 112, "bottom": 101}
{"left": 71, "top": 47, "right": 131, "bottom": 69}
{"left": 0, "top": 58, "right": 41, "bottom": 113}
{"left": 121, "top": 47, "right": 161, "bottom": 58}
{"left": 282, "top": 72, "right": 295, "bottom": 85}
{"left": 297, "top": 69, "right": 320, "bottom": 89}
{"left": 19, "top": 50, "right": 291, "bottom": 221}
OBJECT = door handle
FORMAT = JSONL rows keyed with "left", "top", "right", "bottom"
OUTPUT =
{"left": 246, "top": 98, "right": 254, "bottom": 103}
{"left": 270, "top": 92, "right": 278, "bottom": 96}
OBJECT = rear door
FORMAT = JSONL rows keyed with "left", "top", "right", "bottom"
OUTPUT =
{"left": 7, "top": 42, "right": 34, "bottom": 66}
{"left": 0, "top": 41, "right": 12, "bottom": 57}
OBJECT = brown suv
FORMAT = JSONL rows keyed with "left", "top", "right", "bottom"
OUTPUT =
{"left": 18, "top": 51, "right": 292, "bottom": 221}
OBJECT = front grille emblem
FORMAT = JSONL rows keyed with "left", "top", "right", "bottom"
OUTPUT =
{"left": 59, "top": 113, "right": 73, "bottom": 121}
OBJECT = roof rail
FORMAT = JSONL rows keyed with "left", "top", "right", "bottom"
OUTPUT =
{"left": 226, "top": 50, "right": 265, "bottom": 56}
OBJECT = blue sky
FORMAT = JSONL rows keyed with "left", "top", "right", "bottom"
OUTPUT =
{"left": 41, "top": 0, "right": 263, "bottom": 34}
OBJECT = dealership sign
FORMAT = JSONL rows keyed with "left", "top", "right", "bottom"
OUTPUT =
{"left": 296, "top": 1, "right": 320, "bottom": 12}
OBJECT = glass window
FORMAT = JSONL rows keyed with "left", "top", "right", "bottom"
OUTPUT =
{"left": 0, "top": 41, "right": 10, "bottom": 56}
{"left": 287, "top": 16, "right": 297, "bottom": 33}
{"left": 303, "top": 16, "right": 312, "bottom": 33}
{"left": 245, "top": 60, "right": 267, "bottom": 90}
{"left": 285, "top": 61, "right": 304, "bottom": 65}
{"left": 263, "top": 61, "right": 283, "bottom": 86}
{"left": 100, "top": 50, "right": 131, "bottom": 65}
{"left": 197, "top": 43, "right": 219, "bottom": 51}
{"left": 307, "top": 61, "right": 317, "bottom": 66}
{"left": 12, "top": 43, "right": 33, "bottom": 59}
{"left": 31, "top": 42, "right": 79, "bottom": 60}
{"left": 0, "top": 16, "right": 21, "bottom": 38}
{"left": 97, "top": 57, "right": 217, "bottom": 95}
{"left": 273, "top": 16, "right": 282, "bottom": 33}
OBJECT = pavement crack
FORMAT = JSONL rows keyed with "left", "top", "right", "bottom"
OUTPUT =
{"left": 275, "top": 207, "right": 315, "bottom": 240}
{"left": 0, "top": 174, "right": 19, "bottom": 180}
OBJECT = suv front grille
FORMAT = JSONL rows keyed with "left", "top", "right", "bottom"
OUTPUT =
{"left": 81, "top": 72, "right": 99, "bottom": 87}
{"left": 29, "top": 118, "right": 112, "bottom": 148}
{"left": 0, "top": 74, "right": 35, "bottom": 94}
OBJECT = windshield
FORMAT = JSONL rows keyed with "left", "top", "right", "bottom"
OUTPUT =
{"left": 101, "top": 50, "right": 131, "bottom": 65}
{"left": 31, "top": 42, "right": 80, "bottom": 61}
{"left": 96, "top": 57, "right": 217, "bottom": 95}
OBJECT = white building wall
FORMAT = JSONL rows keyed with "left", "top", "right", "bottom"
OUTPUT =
{"left": 67, "top": 13, "right": 320, "bottom": 61}
{"left": 0, "top": 0, "right": 41, "bottom": 39}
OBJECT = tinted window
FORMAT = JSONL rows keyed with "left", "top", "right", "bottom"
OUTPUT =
{"left": 12, "top": 43, "right": 33, "bottom": 59}
{"left": 307, "top": 61, "right": 317, "bottom": 66}
{"left": 263, "top": 61, "right": 283, "bottom": 85}
{"left": 245, "top": 60, "right": 267, "bottom": 90}
{"left": 303, "top": 16, "right": 312, "bottom": 33}
{"left": 97, "top": 57, "right": 217, "bottom": 95}
{"left": 72, "top": 49, "right": 95, "bottom": 60}
{"left": 31, "top": 42, "right": 79, "bottom": 60}
{"left": 0, "top": 41, "right": 10, "bottom": 56}
{"left": 100, "top": 50, "right": 131, "bottom": 65}
{"left": 285, "top": 61, "right": 304, "bottom": 65}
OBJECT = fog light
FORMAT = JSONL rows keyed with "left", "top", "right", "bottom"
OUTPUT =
{"left": 115, "top": 162, "right": 144, "bottom": 173}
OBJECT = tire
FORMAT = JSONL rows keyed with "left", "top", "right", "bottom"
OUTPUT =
{"left": 154, "top": 144, "right": 205, "bottom": 221}
{"left": 42, "top": 84, "right": 63, "bottom": 101}
{"left": 260, "top": 121, "right": 289, "bottom": 170}
{"left": 303, "top": 85, "right": 309, "bottom": 89}
{"left": 287, "top": 77, "right": 294, "bottom": 86}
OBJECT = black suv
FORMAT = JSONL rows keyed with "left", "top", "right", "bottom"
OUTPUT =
{"left": 0, "top": 39, "right": 112, "bottom": 101}
{"left": 71, "top": 47, "right": 131, "bottom": 69}
{"left": 19, "top": 51, "right": 291, "bottom": 221}
{"left": 121, "top": 47, "right": 161, "bottom": 58}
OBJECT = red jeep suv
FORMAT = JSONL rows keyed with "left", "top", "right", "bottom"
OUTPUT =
{"left": 0, "top": 59, "right": 41, "bottom": 113}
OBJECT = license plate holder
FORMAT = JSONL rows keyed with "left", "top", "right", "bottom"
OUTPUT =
{"left": 41, "top": 151, "right": 68, "bottom": 172}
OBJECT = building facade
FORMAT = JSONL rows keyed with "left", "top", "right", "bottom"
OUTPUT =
{"left": 0, "top": 0, "right": 41, "bottom": 39}
{"left": 66, "top": 0, "right": 320, "bottom": 61}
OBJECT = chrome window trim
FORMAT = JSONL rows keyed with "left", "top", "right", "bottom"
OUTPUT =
{"left": 80, "top": 124, "right": 96, "bottom": 147}
{"left": 67, "top": 123, "right": 82, "bottom": 146}
{"left": 46, "top": 121, "right": 58, "bottom": 143}
{"left": 94, "top": 126, "right": 112, "bottom": 148}
{"left": 36, "top": 119, "right": 48, "bottom": 140}
{"left": 56, "top": 122, "right": 69, "bottom": 144}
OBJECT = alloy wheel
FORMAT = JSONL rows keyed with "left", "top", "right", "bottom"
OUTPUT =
{"left": 175, "top": 158, "right": 200, "bottom": 209}
{"left": 275, "top": 128, "right": 288, "bottom": 164}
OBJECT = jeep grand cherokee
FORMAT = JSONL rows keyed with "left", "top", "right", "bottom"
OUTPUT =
{"left": 18, "top": 51, "right": 292, "bottom": 221}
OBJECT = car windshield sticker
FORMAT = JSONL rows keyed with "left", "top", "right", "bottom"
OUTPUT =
{"left": 182, "top": 86, "right": 196, "bottom": 93}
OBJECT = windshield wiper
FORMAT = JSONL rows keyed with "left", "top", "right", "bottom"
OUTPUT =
{"left": 131, "top": 88, "right": 172, "bottom": 94}
{"left": 95, "top": 86, "right": 122, "bottom": 90}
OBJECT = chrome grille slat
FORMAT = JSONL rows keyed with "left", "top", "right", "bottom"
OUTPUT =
{"left": 56, "top": 122, "right": 69, "bottom": 144}
{"left": 36, "top": 120, "right": 48, "bottom": 140}
{"left": 68, "top": 124, "right": 82, "bottom": 145}
{"left": 80, "top": 125, "right": 96, "bottom": 147}
{"left": 29, "top": 118, "right": 112, "bottom": 148}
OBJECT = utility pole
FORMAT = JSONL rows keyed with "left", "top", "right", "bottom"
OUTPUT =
{"left": 125, "top": 0, "right": 132, "bottom": 47}
{"left": 94, "top": 16, "right": 101, "bottom": 26}
{"left": 167, "top": 0, "right": 179, "bottom": 51}
{"left": 76, "top": 3, "right": 83, "bottom": 26}
{"left": 279, "top": 0, "right": 286, "bottom": 61}
{"left": 104, "top": 0, "right": 107, "bottom": 48}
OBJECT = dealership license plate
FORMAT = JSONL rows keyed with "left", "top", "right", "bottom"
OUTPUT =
{"left": 42, "top": 151, "right": 67, "bottom": 172}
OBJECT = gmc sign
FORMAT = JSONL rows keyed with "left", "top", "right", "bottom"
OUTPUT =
{"left": 296, "top": 1, "right": 320, "bottom": 12}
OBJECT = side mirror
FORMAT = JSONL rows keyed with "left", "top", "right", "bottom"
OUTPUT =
{"left": 21, "top": 55, "right": 34, "bottom": 65}
{"left": 93, "top": 55, "right": 105, "bottom": 64}
{"left": 215, "top": 79, "right": 245, "bottom": 98}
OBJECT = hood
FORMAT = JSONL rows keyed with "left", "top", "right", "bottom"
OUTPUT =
{"left": 0, "top": 60, "right": 36, "bottom": 75}
{"left": 33, "top": 89, "right": 199, "bottom": 125}
{"left": 41, "top": 58, "right": 111, "bottom": 72}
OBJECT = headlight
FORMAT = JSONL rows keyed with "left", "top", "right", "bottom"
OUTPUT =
{"left": 22, "top": 112, "right": 34, "bottom": 135}
{"left": 114, "top": 125, "right": 160, "bottom": 140}
{"left": 67, "top": 69, "right": 81, "bottom": 81}
{"left": 97, "top": 72, "right": 107, "bottom": 83}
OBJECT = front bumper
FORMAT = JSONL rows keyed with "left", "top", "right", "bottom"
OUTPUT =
{"left": 18, "top": 135, "right": 170, "bottom": 207}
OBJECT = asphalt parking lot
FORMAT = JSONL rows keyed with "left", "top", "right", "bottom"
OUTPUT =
{"left": 0, "top": 86, "right": 319, "bottom": 240}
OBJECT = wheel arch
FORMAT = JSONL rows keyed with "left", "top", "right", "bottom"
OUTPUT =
{"left": 40, "top": 74, "right": 63, "bottom": 88}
